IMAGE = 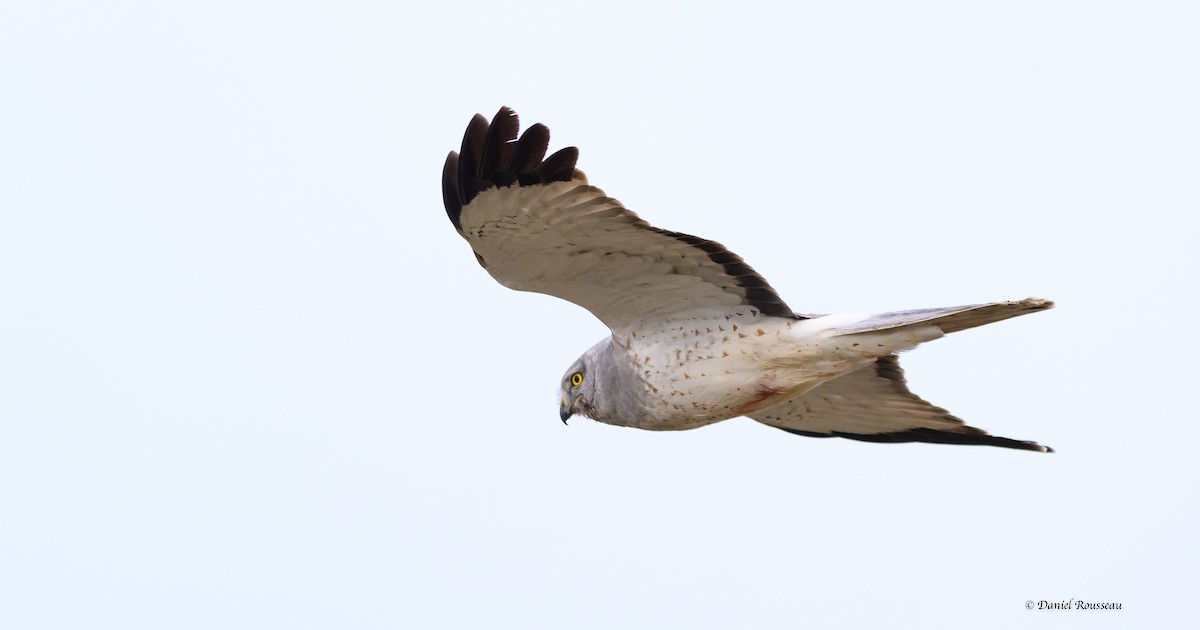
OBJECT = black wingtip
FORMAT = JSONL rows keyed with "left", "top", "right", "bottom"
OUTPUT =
{"left": 506, "top": 122, "right": 550, "bottom": 175}
{"left": 478, "top": 107, "right": 519, "bottom": 182}
{"left": 779, "top": 426, "right": 1053, "bottom": 452}
{"left": 442, "top": 108, "right": 581, "bottom": 222}
{"left": 536, "top": 146, "right": 579, "bottom": 183}
{"left": 442, "top": 151, "right": 462, "bottom": 231}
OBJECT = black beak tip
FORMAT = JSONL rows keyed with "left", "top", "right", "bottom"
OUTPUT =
{"left": 559, "top": 408, "right": 572, "bottom": 425}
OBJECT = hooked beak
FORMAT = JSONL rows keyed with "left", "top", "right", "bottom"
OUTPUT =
{"left": 559, "top": 400, "right": 574, "bottom": 424}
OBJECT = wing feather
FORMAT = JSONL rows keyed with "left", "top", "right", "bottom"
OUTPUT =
{"left": 832, "top": 299, "right": 1054, "bottom": 336}
{"left": 478, "top": 107, "right": 519, "bottom": 186}
{"left": 442, "top": 107, "right": 798, "bottom": 330}
{"left": 442, "top": 152, "right": 462, "bottom": 229}
{"left": 506, "top": 123, "right": 549, "bottom": 173}
{"left": 456, "top": 114, "right": 490, "bottom": 207}
{"left": 535, "top": 146, "right": 580, "bottom": 182}
{"left": 749, "top": 356, "right": 1052, "bottom": 452}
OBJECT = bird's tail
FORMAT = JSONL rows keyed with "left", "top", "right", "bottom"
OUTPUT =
{"left": 831, "top": 298, "right": 1054, "bottom": 338}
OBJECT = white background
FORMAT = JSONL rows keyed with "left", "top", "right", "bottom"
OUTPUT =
{"left": 2, "top": 1, "right": 1196, "bottom": 628}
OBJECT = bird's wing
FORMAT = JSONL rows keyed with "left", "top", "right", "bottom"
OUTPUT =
{"left": 748, "top": 356, "right": 1052, "bottom": 452}
{"left": 829, "top": 298, "right": 1054, "bottom": 336}
{"left": 442, "top": 107, "right": 797, "bottom": 331}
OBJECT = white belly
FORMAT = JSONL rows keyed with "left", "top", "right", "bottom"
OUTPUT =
{"left": 613, "top": 312, "right": 875, "bottom": 430}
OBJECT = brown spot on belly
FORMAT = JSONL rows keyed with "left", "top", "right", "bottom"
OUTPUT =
{"left": 754, "top": 385, "right": 780, "bottom": 402}
{"left": 734, "top": 385, "right": 784, "bottom": 416}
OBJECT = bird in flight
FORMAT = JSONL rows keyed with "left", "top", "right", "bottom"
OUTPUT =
{"left": 442, "top": 107, "right": 1054, "bottom": 452}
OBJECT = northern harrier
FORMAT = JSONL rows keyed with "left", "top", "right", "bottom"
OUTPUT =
{"left": 441, "top": 108, "right": 1053, "bottom": 452}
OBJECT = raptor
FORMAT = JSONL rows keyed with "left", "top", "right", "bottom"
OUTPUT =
{"left": 442, "top": 107, "right": 1054, "bottom": 452}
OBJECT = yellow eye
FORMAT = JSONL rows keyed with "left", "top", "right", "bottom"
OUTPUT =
{"left": 570, "top": 372, "right": 583, "bottom": 387}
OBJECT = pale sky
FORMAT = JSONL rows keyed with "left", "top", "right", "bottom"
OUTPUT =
{"left": 1, "top": 1, "right": 1197, "bottom": 628}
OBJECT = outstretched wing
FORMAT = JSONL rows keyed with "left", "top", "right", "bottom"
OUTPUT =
{"left": 749, "top": 356, "right": 1052, "bottom": 452}
{"left": 442, "top": 107, "right": 797, "bottom": 331}
{"left": 829, "top": 298, "right": 1054, "bottom": 336}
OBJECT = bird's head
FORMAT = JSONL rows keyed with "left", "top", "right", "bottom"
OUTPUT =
{"left": 558, "top": 338, "right": 611, "bottom": 424}
{"left": 558, "top": 355, "right": 591, "bottom": 424}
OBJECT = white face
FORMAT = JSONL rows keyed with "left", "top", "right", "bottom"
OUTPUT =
{"left": 558, "top": 357, "right": 588, "bottom": 422}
